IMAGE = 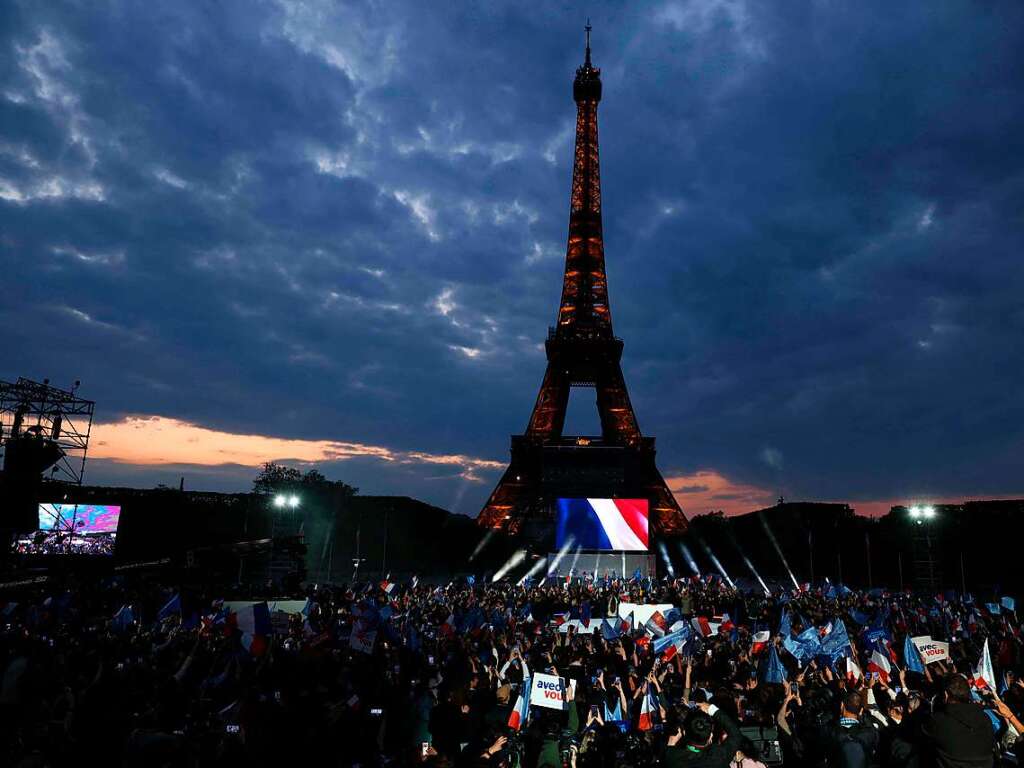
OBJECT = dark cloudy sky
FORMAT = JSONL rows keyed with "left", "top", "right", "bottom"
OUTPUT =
{"left": 3, "top": 1, "right": 1023, "bottom": 517}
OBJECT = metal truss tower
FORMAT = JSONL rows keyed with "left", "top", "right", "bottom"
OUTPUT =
{"left": 0, "top": 377, "right": 95, "bottom": 485}
{"left": 478, "top": 27, "right": 687, "bottom": 537}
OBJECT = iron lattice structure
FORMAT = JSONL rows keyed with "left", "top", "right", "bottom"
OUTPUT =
{"left": 0, "top": 377, "right": 95, "bottom": 485}
{"left": 479, "top": 31, "right": 687, "bottom": 537}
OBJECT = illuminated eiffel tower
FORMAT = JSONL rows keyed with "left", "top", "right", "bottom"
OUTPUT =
{"left": 478, "top": 26, "right": 687, "bottom": 538}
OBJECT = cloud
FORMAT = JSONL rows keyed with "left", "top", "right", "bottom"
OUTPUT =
{"left": 91, "top": 415, "right": 504, "bottom": 482}
{"left": 1, "top": 0, "right": 1022, "bottom": 518}
{"left": 666, "top": 469, "right": 775, "bottom": 517}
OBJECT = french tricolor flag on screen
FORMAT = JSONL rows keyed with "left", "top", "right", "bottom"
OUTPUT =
{"left": 555, "top": 499, "right": 649, "bottom": 551}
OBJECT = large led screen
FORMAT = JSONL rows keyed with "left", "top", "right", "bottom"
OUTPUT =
{"left": 555, "top": 498, "right": 649, "bottom": 551}
{"left": 12, "top": 503, "right": 121, "bottom": 556}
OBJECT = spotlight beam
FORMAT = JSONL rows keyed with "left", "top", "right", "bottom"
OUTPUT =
{"left": 493, "top": 549, "right": 526, "bottom": 581}
{"left": 695, "top": 535, "right": 735, "bottom": 589}
{"left": 759, "top": 514, "right": 799, "bottom": 589}
{"left": 469, "top": 528, "right": 497, "bottom": 562}
{"left": 518, "top": 556, "right": 548, "bottom": 586}
{"left": 546, "top": 536, "right": 575, "bottom": 576}
{"left": 657, "top": 541, "right": 676, "bottom": 578}
{"left": 677, "top": 541, "right": 701, "bottom": 577}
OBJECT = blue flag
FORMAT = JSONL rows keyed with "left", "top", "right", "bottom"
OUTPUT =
{"left": 601, "top": 618, "right": 621, "bottom": 641}
{"left": 1002, "top": 597, "right": 1016, "bottom": 612}
{"left": 761, "top": 645, "right": 786, "bottom": 683}
{"left": 820, "top": 620, "right": 851, "bottom": 661}
{"left": 112, "top": 604, "right": 135, "bottom": 632}
{"left": 987, "top": 603, "right": 1002, "bottom": 615}
{"left": 903, "top": 634, "right": 925, "bottom": 674}
{"left": 778, "top": 609, "right": 792, "bottom": 638}
{"left": 849, "top": 609, "right": 870, "bottom": 626}
{"left": 653, "top": 625, "right": 692, "bottom": 654}
{"left": 798, "top": 626, "right": 823, "bottom": 655}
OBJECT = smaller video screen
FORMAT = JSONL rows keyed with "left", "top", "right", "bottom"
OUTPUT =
{"left": 11, "top": 503, "right": 121, "bottom": 556}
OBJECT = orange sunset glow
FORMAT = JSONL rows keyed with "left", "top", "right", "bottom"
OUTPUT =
{"left": 89, "top": 416, "right": 505, "bottom": 482}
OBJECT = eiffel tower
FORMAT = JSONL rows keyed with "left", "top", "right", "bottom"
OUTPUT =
{"left": 478, "top": 26, "right": 687, "bottom": 538}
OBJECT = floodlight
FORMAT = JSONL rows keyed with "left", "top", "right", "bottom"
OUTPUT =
{"left": 923, "top": 505, "right": 936, "bottom": 519}
{"left": 288, "top": 495, "right": 300, "bottom": 508}
{"left": 273, "top": 495, "right": 287, "bottom": 508}
{"left": 909, "top": 506, "right": 921, "bottom": 519}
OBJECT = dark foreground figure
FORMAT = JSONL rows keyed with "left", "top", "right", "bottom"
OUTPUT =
{"left": 1, "top": 573, "right": 1022, "bottom": 767}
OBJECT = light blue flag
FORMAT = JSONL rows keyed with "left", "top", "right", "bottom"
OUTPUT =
{"left": 820, "top": 619, "right": 851, "bottom": 661}
{"left": 778, "top": 609, "right": 792, "bottom": 638}
{"left": 903, "top": 634, "right": 925, "bottom": 674}
{"left": 1002, "top": 597, "right": 1016, "bottom": 612}
{"left": 653, "top": 625, "right": 692, "bottom": 655}
{"left": 784, "top": 627, "right": 821, "bottom": 662}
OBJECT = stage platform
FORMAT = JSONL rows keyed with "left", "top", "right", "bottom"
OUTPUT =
{"left": 545, "top": 550, "right": 655, "bottom": 578}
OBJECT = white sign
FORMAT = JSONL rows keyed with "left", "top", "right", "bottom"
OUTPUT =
{"left": 619, "top": 603, "right": 675, "bottom": 627}
{"left": 529, "top": 672, "right": 569, "bottom": 711}
{"left": 912, "top": 635, "right": 950, "bottom": 664}
{"left": 556, "top": 619, "right": 601, "bottom": 634}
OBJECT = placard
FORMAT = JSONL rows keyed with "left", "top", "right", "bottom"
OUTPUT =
{"left": 911, "top": 635, "right": 950, "bottom": 664}
{"left": 529, "top": 672, "right": 568, "bottom": 711}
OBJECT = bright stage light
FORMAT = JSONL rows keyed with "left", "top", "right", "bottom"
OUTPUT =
{"left": 273, "top": 495, "right": 287, "bottom": 508}
{"left": 923, "top": 505, "right": 936, "bottom": 519}
{"left": 288, "top": 495, "right": 300, "bottom": 508}
{"left": 909, "top": 506, "right": 922, "bottom": 519}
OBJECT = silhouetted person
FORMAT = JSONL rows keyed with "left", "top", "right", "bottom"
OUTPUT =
{"left": 921, "top": 674, "right": 996, "bottom": 768}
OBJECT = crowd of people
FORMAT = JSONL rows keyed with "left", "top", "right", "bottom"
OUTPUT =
{"left": 0, "top": 569, "right": 1022, "bottom": 768}
{"left": 11, "top": 531, "right": 118, "bottom": 556}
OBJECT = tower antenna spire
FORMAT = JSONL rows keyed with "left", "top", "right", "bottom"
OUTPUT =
{"left": 584, "top": 19, "right": 592, "bottom": 66}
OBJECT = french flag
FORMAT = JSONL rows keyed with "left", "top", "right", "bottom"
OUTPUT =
{"left": 645, "top": 611, "right": 669, "bottom": 637}
{"left": 750, "top": 630, "right": 771, "bottom": 655}
{"left": 233, "top": 601, "right": 271, "bottom": 656}
{"left": 555, "top": 498, "right": 649, "bottom": 550}
{"left": 868, "top": 650, "right": 892, "bottom": 684}
{"left": 637, "top": 690, "right": 656, "bottom": 731}
{"left": 507, "top": 679, "right": 531, "bottom": 731}
{"left": 973, "top": 638, "right": 996, "bottom": 692}
{"left": 692, "top": 616, "right": 713, "bottom": 637}
{"left": 846, "top": 657, "right": 862, "bottom": 682}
